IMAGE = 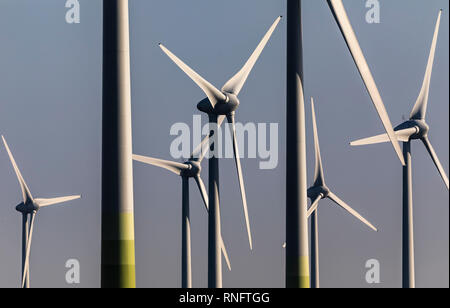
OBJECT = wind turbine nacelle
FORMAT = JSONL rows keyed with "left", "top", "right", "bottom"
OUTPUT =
{"left": 181, "top": 160, "right": 202, "bottom": 178}
{"left": 307, "top": 186, "right": 330, "bottom": 200}
{"left": 395, "top": 120, "right": 429, "bottom": 140}
{"left": 15, "top": 202, "right": 38, "bottom": 214}
{"left": 197, "top": 98, "right": 215, "bottom": 114}
{"left": 215, "top": 93, "right": 240, "bottom": 115}
{"left": 197, "top": 94, "right": 240, "bottom": 115}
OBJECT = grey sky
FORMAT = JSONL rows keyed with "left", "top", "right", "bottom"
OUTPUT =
{"left": 0, "top": 0, "right": 448, "bottom": 288}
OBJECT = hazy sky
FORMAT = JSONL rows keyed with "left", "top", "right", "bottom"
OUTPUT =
{"left": 0, "top": 0, "right": 448, "bottom": 288}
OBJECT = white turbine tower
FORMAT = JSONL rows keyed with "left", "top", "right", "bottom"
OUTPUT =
{"left": 133, "top": 142, "right": 231, "bottom": 288}
{"left": 159, "top": 16, "right": 282, "bottom": 288}
{"left": 2, "top": 136, "right": 81, "bottom": 288}
{"left": 307, "top": 99, "right": 378, "bottom": 288}
{"left": 349, "top": 11, "right": 448, "bottom": 288}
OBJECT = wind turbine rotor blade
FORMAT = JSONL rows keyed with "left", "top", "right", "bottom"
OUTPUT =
{"left": 311, "top": 98, "right": 326, "bottom": 187}
{"left": 191, "top": 115, "right": 226, "bottom": 162}
{"left": 422, "top": 137, "right": 449, "bottom": 189}
{"left": 410, "top": 10, "right": 442, "bottom": 120}
{"left": 227, "top": 114, "right": 253, "bottom": 250}
{"left": 133, "top": 154, "right": 189, "bottom": 176}
{"left": 194, "top": 176, "right": 209, "bottom": 211}
{"left": 307, "top": 195, "right": 323, "bottom": 218}
{"left": 327, "top": 0, "right": 405, "bottom": 166}
{"left": 22, "top": 212, "right": 36, "bottom": 288}
{"left": 1, "top": 136, "right": 33, "bottom": 203}
{"left": 159, "top": 44, "right": 226, "bottom": 107}
{"left": 34, "top": 195, "right": 81, "bottom": 208}
{"left": 221, "top": 16, "right": 282, "bottom": 95}
{"left": 327, "top": 192, "right": 378, "bottom": 232}
{"left": 351, "top": 127, "right": 418, "bottom": 146}
{"left": 220, "top": 237, "right": 232, "bottom": 272}
{"left": 194, "top": 177, "right": 230, "bottom": 271}
{"left": 191, "top": 133, "right": 212, "bottom": 162}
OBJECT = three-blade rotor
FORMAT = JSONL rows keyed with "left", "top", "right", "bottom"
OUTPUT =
{"left": 158, "top": 16, "right": 282, "bottom": 251}
{"left": 2, "top": 136, "right": 81, "bottom": 288}
{"left": 327, "top": 0, "right": 405, "bottom": 166}
{"left": 350, "top": 11, "right": 448, "bottom": 190}
{"left": 308, "top": 100, "right": 378, "bottom": 232}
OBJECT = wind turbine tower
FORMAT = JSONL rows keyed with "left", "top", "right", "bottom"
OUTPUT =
{"left": 101, "top": 0, "right": 136, "bottom": 288}
{"left": 286, "top": 0, "right": 310, "bottom": 288}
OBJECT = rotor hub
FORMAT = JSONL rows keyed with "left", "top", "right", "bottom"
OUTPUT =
{"left": 181, "top": 160, "right": 202, "bottom": 178}
{"left": 308, "top": 185, "right": 330, "bottom": 200}
{"left": 197, "top": 93, "right": 240, "bottom": 115}
{"left": 396, "top": 119, "right": 429, "bottom": 140}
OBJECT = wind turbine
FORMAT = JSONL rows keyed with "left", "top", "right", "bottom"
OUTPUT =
{"left": 159, "top": 16, "right": 282, "bottom": 288}
{"left": 2, "top": 136, "right": 81, "bottom": 288}
{"left": 349, "top": 11, "right": 448, "bottom": 288}
{"left": 327, "top": 0, "right": 406, "bottom": 167}
{"left": 133, "top": 142, "right": 232, "bottom": 288}
{"left": 307, "top": 99, "right": 378, "bottom": 288}
{"left": 102, "top": 0, "right": 136, "bottom": 288}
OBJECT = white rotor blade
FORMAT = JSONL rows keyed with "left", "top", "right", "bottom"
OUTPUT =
{"left": 192, "top": 177, "right": 230, "bottom": 270}
{"left": 227, "top": 114, "right": 253, "bottom": 250}
{"left": 311, "top": 98, "right": 326, "bottom": 187}
{"left": 307, "top": 195, "right": 323, "bottom": 218}
{"left": 34, "top": 195, "right": 81, "bottom": 208}
{"left": 222, "top": 16, "right": 282, "bottom": 95}
{"left": 422, "top": 137, "right": 449, "bottom": 189}
{"left": 327, "top": 0, "right": 405, "bottom": 166}
{"left": 133, "top": 154, "right": 189, "bottom": 176}
{"left": 327, "top": 192, "right": 377, "bottom": 232}
{"left": 22, "top": 212, "right": 36, "bottom": 288}
{"left": 220, "top": 238, "right": 232, "bottom": 272}
{"left": 351, "top": 127, "right": 418, "bottom": 146}
{"left": 191, "top": 115, "right": 226, "bottom": 162}
{"left": 410, "top": 10, "right": 442, "bottom": 120}
{"left": 1, "top": 136, "right": 33, "bottom": 203}
{"left": 159, "top": 44, "right": 226, "bottom": 107}
{"left": 194, "top": 176, "right": 209, "bottom": 211}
